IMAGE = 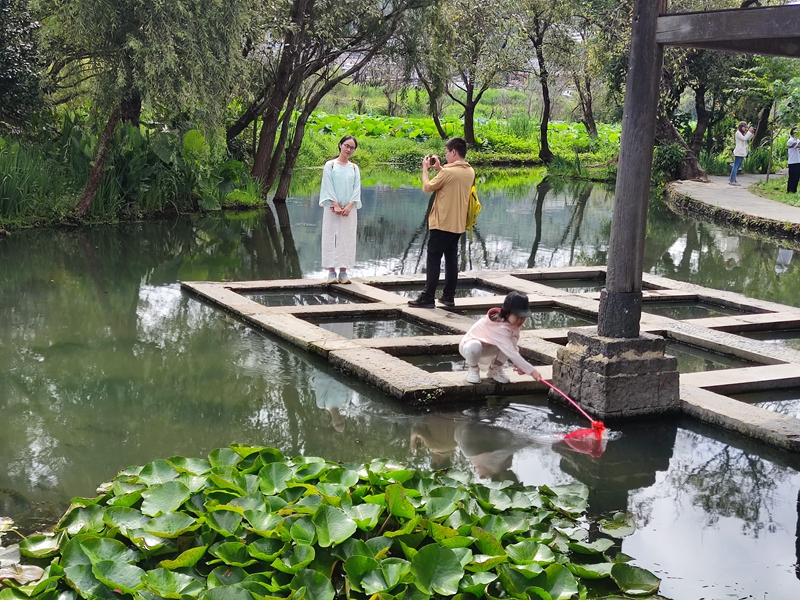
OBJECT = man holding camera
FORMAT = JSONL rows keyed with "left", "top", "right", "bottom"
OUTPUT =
{"left": 408, "top": 137, "right": 475, "bottom": 308}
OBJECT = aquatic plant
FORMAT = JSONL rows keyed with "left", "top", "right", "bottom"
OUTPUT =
{"left": 0, "top": 445, "right": 661, "bottom": 600}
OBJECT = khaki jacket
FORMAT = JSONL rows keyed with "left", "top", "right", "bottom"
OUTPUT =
{"left": 423, "top": 160, "right": 475, "bottom": 233}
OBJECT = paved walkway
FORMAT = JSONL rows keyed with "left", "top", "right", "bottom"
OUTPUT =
{"left": 669, "top": 173, "right": 800, "bottom": 227}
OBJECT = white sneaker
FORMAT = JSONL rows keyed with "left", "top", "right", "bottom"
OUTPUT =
{"left": 487, "top": 364, "right": 510, "bottom": 383}
{"left": 466, "top": 366, "right": 481, "bottom": 384}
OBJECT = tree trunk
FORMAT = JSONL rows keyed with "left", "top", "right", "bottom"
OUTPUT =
{"left": 272, "top": 111, "right": 311, "bottom": 203}
{"left": 753, "top": 103, "right": 771, "bottom": 149}
{"left": 535, "top": 42, "right": 554, "bottom": 163}
{"left": 76, "top": 106, "right": 121, "bottom": 216}
{"left": 655, "top": 114, "right": 709, "bottom": 181}
{"left": 574, "top": 72, "right": 597, "bottom": 139}
{"left": 463, "top": 101, "right": 475, "bottom": 146}
{"left": 120, "top": 91, "right": 141, "bottom": 126}
{"left": 689, "top": 84, "right": 709, "bottom": 157}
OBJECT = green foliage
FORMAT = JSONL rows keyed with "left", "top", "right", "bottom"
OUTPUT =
{"left": 751, "top": 176, "right": 800, "bottom": 208}
{"left": 0, "top": 445, "right": 662, "bottom": 600}
{"left": 0, "top": 0, "right": 41, "bottom": 132}
{"left": 698, "top": 151, "right": 730, "bottom": 177}
{"left": 742, "top": 146, "right": 771, "bottom": 175}
{"left": 652, "top": 143, "right": 686, "bottom": 183}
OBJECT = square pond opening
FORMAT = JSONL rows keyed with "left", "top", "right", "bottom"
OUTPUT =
{"left": 741, "top": 329, "right": 800, "bottom": 352}
{"left": 642, "top": 300, "right": 754, "bottom": 320}
{"left": 307, "top": 315, "right": 446, "bottom": 339}
{"left": 536, "top": 278, "right": 606, "bottom": 294}
{"left": 374, "top": 283, "right": 502, "bottom": 300}
{"left": 728, "top": 388, "right": 800, "bottom": 420}
{"left": 401, "top": 353, "right": 545, "bottom": 374}
{"left": 448, "top": 306, "right": 596, "bottom": 330}
{"left": 243, "top": 288, "right": 368, "bottom": 307}
{"left": 665, "top": 340, "right": 758, "bottom": 373}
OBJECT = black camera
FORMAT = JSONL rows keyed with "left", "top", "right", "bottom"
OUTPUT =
{"left": 428, "top": 156, "right": 436, "bottom": 166}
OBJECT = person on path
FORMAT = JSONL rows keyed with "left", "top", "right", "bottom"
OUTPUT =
{"left": 319, "top": 135, "right": 361, "bottom": 284}
{"left": 787, "top": 127, "right": 800, "bottom": 193}
{"left": 459, "top": 291, "right": 543, "bottom": 384}
{"left": 408, "top": 137, "right": 474, "bottom": 308}
{"left": 729, "top": 121, "right": 754, "bottom": 186}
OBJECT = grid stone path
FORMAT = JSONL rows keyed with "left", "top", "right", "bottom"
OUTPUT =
{"left": 183, "top": 267, "right": 800, "bottom": 453}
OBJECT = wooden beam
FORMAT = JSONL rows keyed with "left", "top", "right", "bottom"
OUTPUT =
{"left": 657, "top": 6, "right": 800, "bottom": 58}
{"left": 669, "top": 39, "right": 800, "bottom": 59}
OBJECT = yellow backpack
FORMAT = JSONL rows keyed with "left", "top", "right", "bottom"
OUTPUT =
{"left": 466, "top": 179, "right": 481, "bottom": 241}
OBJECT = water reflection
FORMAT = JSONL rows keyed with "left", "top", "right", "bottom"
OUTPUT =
{"left": 2, "top": 174, "right": 800, "bottom": 598}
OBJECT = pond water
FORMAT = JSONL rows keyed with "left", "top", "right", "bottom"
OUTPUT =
{"left": 2, "top": 173, "right": 800, "bottom": 598}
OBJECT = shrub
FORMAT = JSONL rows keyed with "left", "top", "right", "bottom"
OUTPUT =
{"left": 652, "top": 143, "right": 685, "bottom": 183}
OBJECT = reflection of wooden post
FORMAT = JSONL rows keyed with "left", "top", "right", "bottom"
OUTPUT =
{"left": 598, "top": 0, "right": 666, "bottom": 338}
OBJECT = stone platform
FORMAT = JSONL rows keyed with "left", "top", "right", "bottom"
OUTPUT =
{"left": 182, "top": 267, "right": 800, "bottom": 453}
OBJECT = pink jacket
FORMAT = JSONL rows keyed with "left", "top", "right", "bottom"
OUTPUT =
{"left": 462, "top": 308, "right": 537, "bottom": 374}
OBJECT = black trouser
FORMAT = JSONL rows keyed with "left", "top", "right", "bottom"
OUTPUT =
{"left": 423, "top": 229, "right": 462, "bottom": 300}
{"left": 788, "top": 163, "right": 800, "bottom": 193}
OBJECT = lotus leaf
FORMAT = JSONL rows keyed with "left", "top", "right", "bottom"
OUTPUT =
{"left": 19, "top": 534, "right": 63, "bottom": 559}
{"left": 202, "top": 584, "right": 253, "bottom": 600}
{"left": 243, "top": 510, "right": 281, "bottom": 535}
{"left": 289, "top": 569, "right": 335, "bottom": 600}
{"left": 206, "top": 566, "right": 247, "bottom": 589}
{"left": 259, "top": 463, "right": 294, "bottom": 495}
{"left": 91, "top": 560, "right": 144, "bottom": 594}
{"left": 140, "top": 482, "right": 191, "bottom": 517}
{"left": 458, "top": 571, "right": 497, "bottom": 597}
{"left": 599, "top": 512, "right": 637, "bottom": 538}
{"left": 272, "top": 546, "right": 315, "bottom": 574}
{"left": 209, "top": 448, "right": 242, "bottom": 469}
{"left": 156, "top": 546, "right": 208, "bottom": 569}
{"left": 385, "top": 484, "right": 415, "bottom": 520}
{"left": 470, "top": 527, "right": 505, "bottom": 556}
{"left": 143, "top": 512, "right": 199, "bottom": 538}
{"left": 565, "top": 561, "right": 613, "bottom": 579}
{"left": 425, "top": 499, "right": 457, "bottom": 520}
{"left": 289, "top": 517, "right": 317, "bottom": 546}
{"left": 248, "top": 539, "right": 285, "bottom": 562}
{"left": 63, "top": 563, "right": 116, "bottom": 600}
{"left": 312, "top": 505, "right": 357, "bottom": 548}
{"left": 410, "top": 544, "right": 464, "bottom": 596}
{"left": 343, "top": 555, "right": 380, "bottom": 592}
{"left": 464, "top": 555, "right": 507, "bottom": 573}
{"left": 610, "top": 563, "right": 661, "bottom": 596}
{"left": 505, "top": 540, "right": 556, "bottom": 565}
{"left": 567, "top": 538, "right": 615, "bottom": 555}
{"left": 210, "top": 542, "right": 256, "bottom": 567}
{"left": 450, "top": 547, "right": 473, "bottom": 568}
{"left": 206, "top": 508, "right": 243, "bottom": 537}
{"left": 58, "top": 505, "right": 105, "bottom": 535}
{"left": 344, "top": 502, "right": 383, "bottom": 531}
{"left": 527, "top": 564, "right": 579, "bottom": 600}
{"left": 142, "top": 568, "right": 204, "bottom": 598}
{"left": 166, "top": 456, "right": 211, "bottom": 476}
{"left": 138, "top": 460, "right": 180, "bottom": 486}
{"left": 323, "top": 468, "right": 359, "bottom": 488}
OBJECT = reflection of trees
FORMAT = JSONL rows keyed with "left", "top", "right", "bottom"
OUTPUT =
{"left": 657, "top": 427, "right": 799, "bottom": 536}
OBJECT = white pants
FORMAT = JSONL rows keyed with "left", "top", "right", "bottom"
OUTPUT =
{"left": 321, "top": 207, "right": 357, "bottom": 270}
{"left": 459, "top": 339, "right": 508, "bottom": 368}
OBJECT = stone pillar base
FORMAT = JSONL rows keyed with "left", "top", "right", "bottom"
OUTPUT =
{"left": 551, "top": 329, "right": 680, "bottom": 420}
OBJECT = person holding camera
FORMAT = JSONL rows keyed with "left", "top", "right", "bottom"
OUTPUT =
{"left": 729, "top": 121, "right": 755, "bottom": 186}
{"left": 787, "top": 127, "right": 800, "bottom": 193}
{"left": 408, "top": 137, "right": 475, "bottom": 308}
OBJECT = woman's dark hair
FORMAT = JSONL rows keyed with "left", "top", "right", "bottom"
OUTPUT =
{"left": 498, "top": 306, "right": 512, "bottom": 321}
{"left": 792, "top": 127, "right": 797, "bottom": 137}
{"left": 339, "top": 135, "right": 357, "bottom": 150}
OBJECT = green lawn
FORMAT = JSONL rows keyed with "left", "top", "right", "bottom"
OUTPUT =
{"left": 750, "top": 176, "right": 800, "bottom": 208}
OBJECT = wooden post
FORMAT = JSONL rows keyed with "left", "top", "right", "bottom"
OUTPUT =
{"left": 597, "top": 0, "right": 666, "bottom": 338}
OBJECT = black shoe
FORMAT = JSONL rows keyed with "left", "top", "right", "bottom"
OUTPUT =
{"left": 438, "top": 297, "right": 455, "bottom": 307}
{"left": 408, "top": 295, "right": 435, "bottom": 308}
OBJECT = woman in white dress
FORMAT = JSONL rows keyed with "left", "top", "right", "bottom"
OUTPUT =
{"left": 319, "top": 136, "right": 361, "bottom": 284}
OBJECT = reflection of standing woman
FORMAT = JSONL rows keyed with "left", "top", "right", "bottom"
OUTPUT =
{"left": 319, "top": 135, "right": 361, "bottom": 284}
{"left": 787, "top": 127, "right": 800, "bottom": 193}
{"left": 729, "top": 121, "right": 754, "bottom": 186}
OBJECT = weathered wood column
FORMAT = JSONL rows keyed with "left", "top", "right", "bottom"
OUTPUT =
{"left": 550, "top": 0, "right": 680, "bottom": 420}
{"left": 598, "top": 0, "right": 666, "bottom": 338}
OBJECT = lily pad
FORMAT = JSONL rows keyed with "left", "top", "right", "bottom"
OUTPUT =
{"left": 141, "top": 568, "right": 204, "bottom": 598}
{"left": 610, "top": 563, "right": 661, "bottom": 596}
{"left": 91, "top": 560, "right": 145, "bottom": 594}
{"left": 19, "top": 534, "right": 63, "bottom": 558}
{"left": 312, "top": 505, "right": 357, "bottom": 548}
{"left": 410, "top": 544, "right": 464, "bottom": 596}
{"left": 156, "top": 546, "right": 208, "bottom": 569}
{"left": 599, "top": 512, "right": 636, "bottom": 538}
{"left": 140, "top": 481, "right": 191, "bottom": 517}
{"left": 142, "top": 512, "right": 199, "bottom": 538}
{"left": 289, "top": 569, "right": 335, "bottom": 600}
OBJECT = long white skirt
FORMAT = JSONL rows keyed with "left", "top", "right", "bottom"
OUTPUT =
{"left": 321, "top": 207, "right": 357, "bottom": 270}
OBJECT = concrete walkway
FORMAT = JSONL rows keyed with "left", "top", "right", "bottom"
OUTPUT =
{"left": 668, "top": 174, "right": 800, "bottom": 231}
